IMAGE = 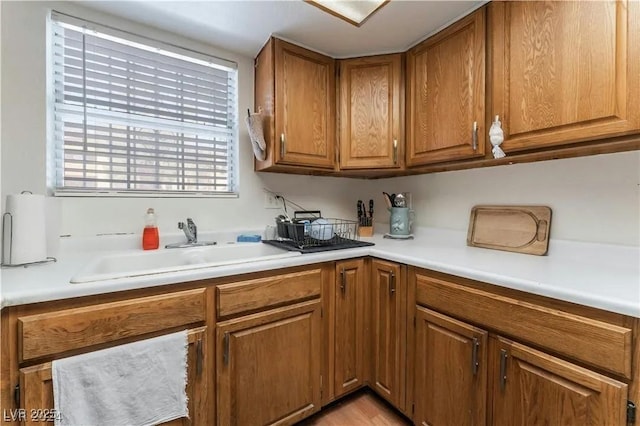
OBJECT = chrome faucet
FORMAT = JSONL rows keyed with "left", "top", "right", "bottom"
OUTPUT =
{"left": 166, "top": 218, "right": 216, "bottom": 249}
{"left": 179, "top": 218, "right": 197, "bottom": 244}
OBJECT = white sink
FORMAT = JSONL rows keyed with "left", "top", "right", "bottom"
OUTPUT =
{"left": 71, "top": 243, "right": 300, "bottom": 283}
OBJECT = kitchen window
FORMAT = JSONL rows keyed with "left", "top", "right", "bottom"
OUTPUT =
{"left": 48, "top": 12, "right": 238, "bottom": 197}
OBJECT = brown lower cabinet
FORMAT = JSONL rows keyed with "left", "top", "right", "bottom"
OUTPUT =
{"left": 490, "top": 336, "right": 628, "bottom": 426}
{"left": 18, "top": 327, "right": 208, "bottom": 426}
{"left": 370, "top": 259, "right": 407, "bottom": 412}
{"left": 216, "top": 300, "right": 322, "bottom": 426}
{"left": 413, "top": 307, "right": 487, "bottom": 426}
{"left": 412, "top": 306, "right": 630, "bottom": 426}
{"left": 2, "top": 261, "right": 638, "bottom": 426}
{"left": 331, "top": 259, "right": 366, "bottom": 400}
{"left": 411, "top": 268, "right": 636, "bottom": 426}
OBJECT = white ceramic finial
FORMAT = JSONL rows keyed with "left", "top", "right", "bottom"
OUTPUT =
{"left": 489, "top": 115, "right": 505, "bottom": 159}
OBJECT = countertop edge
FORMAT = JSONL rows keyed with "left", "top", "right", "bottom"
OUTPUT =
{"left": 2, "top": 231, "right": 639, "bottom": 318}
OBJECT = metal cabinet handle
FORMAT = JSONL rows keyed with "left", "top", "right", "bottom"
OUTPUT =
{"left": 389, "top": 271, "right": 396, "bottom": 295}
{"left": 392, "top": 139, "right": 398, "bottom": 164}
{"left": 499, "top": 349, "right": 508, "bottom": 391}
{"left": 196, "top": 339, "right": 203, "bottom": 376}
{"left": 223, "top": 332, "right": 230, "bottom": 366}
{"left": 472, "top": 121, "right": 478, "bottom": 151}
{"left": 280, "top": 133, "right": 286, "bottom": 158}
{"left": 340, "top": 268, "right": 346, "bottom": 294}
{"left": 471, "top": 337, "right": 479, "bottom": 375}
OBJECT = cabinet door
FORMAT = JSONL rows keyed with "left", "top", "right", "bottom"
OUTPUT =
{"left": 332, "top": 259, "right": 365, "bottom": 399}
{"left": 274, "top": 39, "right": 336, "bottom": 169}
{"left": 414, "top": 307, "right": 487, "bottom": 426}
{"left": 489, "top": 1, "right": 640, "bottom": 153}
{"left": 19, "top": 327, "right": 208, "bottom": 426}
{"left": 370, "top": 260, "right": 405, "bottom": 410}
{"left": 339, "top": 54, "right": 403, "bottom": 169}
{"left": 491, "top": 336, "right": 628, "bottom": 425}
{"left": 217, "top": 300, "right": 322, "bottom": 426}
{"left": 406, "top": 9, "right": 485, "bottom": 166}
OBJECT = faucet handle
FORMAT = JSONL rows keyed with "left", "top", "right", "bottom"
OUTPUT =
{"left": 186, "top": 218, "right": 197, "bottom": 241}
{"left": 177, "top": 219, "right": 197, "bottom": 244}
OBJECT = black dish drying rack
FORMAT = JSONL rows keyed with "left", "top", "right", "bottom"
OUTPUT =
{"left": 263, "top": 211, "right": 374, "bottom": 253}
{"left": 263, "top": 238, "right": 374, "bottom": 253}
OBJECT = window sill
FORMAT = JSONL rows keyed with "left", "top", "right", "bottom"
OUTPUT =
{"left": 53, "top": 190, "right": 239, "bottom": 199}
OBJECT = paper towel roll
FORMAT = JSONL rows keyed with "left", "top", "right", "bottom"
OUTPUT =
{"left": 45, "top": 197, "right": 61, "bottom": 258}
{"left": 4, "top": 193, "right": 48, "bottom": 265}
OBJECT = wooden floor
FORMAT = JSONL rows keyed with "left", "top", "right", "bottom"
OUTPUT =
{"left": 297, "top": 391, "right": 412, "bottom": 426}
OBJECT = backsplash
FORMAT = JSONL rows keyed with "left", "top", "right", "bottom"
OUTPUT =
{"left": 363, "top": 150, "right": 640, "bottom": 246}
{"left": 2, "top": 1, "right": 638, "bottom": 247}
{"left": 51, "top": 173, "right": 361, "bottom": 237}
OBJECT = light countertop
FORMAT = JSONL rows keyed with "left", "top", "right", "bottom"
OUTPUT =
{"left": 2, "top": 228, "right": 639, "bottom": 317}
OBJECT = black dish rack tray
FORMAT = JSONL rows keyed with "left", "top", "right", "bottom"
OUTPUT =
{"left": 265, "top": 211, "right": 374, "bottom": 253}
{"left": 263, "top": 238, "right": 374, "bottom": 253}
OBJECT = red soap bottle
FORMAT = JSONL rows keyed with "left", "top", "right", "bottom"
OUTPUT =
{"left": 142, "top": 208, "right": 159, "bottom": 250}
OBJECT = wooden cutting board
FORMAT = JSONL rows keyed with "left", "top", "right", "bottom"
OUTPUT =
{"left": 467, "top": 205, "right": 552, "bottom": 255}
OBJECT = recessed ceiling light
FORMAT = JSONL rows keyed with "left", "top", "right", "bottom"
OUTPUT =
{"left": 305, "top": 0, "right": 390, "bottom": 27}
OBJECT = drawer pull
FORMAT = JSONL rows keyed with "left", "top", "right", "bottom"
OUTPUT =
{"left": 472, "top": 121, "right": 478, "bottom": 151}
{"left": 472, "top": 337, "right": 480, "bottom": 375}
{"left": 196, "top": 339, "right": 203, "bottom": 376}
{"left": 223, "top": 332, "right": 230, "bottom": 366}
{"left": 500, "top": 349, "right": 508, "bottom": 391}
{"left": 280, "top": 133, "right": 286, "bottom": 158}
{"left": 392, "top": 139, "right": 398, "bottom": 164}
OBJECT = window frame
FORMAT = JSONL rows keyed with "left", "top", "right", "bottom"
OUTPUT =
{"left": 46, "top": 10, "right": 240, "bottom": 198}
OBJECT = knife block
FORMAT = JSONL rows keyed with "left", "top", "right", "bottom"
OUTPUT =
{"left": 358, "top": 222, "right": 373, "bottom": 237}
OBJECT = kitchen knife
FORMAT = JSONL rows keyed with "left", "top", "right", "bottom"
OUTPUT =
{"left": 369, "top": 199, "right": 374, "bottom": 226}
{"left": 357, "top": 200, "right": 364, "bottom": 225}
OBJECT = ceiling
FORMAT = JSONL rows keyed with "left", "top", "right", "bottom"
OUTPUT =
{"left": 82, "top": 0, "right": 485, "bottom": 58}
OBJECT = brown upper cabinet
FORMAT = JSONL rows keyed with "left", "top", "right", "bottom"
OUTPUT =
{"left": 254, "top": 1, "right": 640, "bottom": 177}
{"left": 489, "top": 0, "right": 640, "bottom": 153}
{"left": 338, "top": 54, "right": 404, "bottom": 169}
{"left": 255, "top": 38, "right": 336, "bottom": 171}
{"left": 406, "top": 8, "right": 486, "bottom": 166}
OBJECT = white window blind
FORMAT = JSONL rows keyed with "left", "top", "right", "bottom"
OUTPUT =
{"left": 49, "top": 12, "right": 238, "bottom": 196}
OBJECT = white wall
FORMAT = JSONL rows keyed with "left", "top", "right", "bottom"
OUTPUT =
{"left": 0, "top": 1, "right": 2, "bottom": 210}
{"left": 2, "top": 1, "right": 639, "bottom": 247}
{"left": 363, "top": 151, "right": 640, "bottom": 246}
{"left": 0, "top": 1, "right": 361, "bottom": 239}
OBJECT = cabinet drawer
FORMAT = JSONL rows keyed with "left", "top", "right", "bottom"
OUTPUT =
{"left": 18, "top": 288, "right": 206, "bottom": 362}
{"left": 216, "top": 268, "right": 322, "bottom": 319}
{"left": 415, "top": 274, "right": 633, "bottom": 378}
